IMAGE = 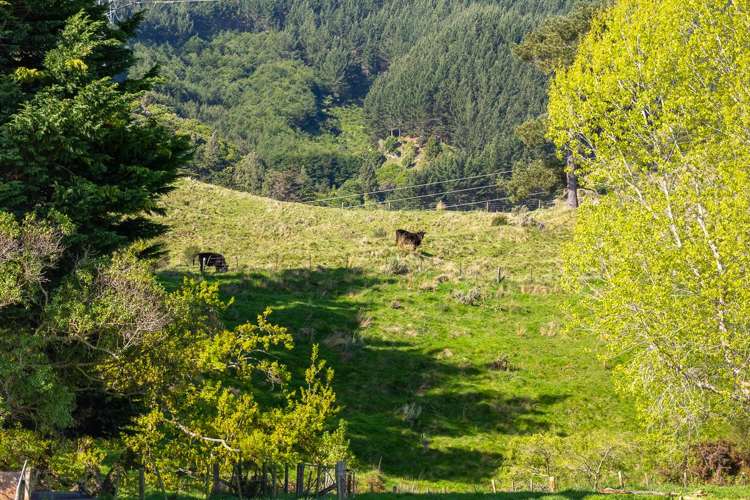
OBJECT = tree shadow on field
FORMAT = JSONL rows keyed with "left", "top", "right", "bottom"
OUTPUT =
{"left": 355, "top": 492, "right": 603, "bottom": 499}
{"left": 157, "top": 266, "right": 568, "bottom": 484}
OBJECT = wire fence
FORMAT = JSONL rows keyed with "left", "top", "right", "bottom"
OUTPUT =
{"left": 303, "top": 170, "right": 514, "bottom": 205}
{"left": 299, "top": 170, "right": 558, "bottom": 213}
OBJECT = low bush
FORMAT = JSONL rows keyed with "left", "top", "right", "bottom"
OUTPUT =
{"left": 492, "top": 214, "right": 510, "bottom": 226}
{"left": 452, "top": 287, "right": 482, "bottom": 306}
{"left": 382, "top": 256, "right": 410, "bottom": 275}
{"left": 691, "top": 441, "right": 748, "bottom": 484}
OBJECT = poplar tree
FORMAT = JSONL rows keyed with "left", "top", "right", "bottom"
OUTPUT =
{"left": 549, "top": 0, "right": 750, "bottom": 438}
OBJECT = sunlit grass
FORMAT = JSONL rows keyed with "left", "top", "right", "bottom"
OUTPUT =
{"left": 154, "top": 180, "right": 634, "bottom": 492}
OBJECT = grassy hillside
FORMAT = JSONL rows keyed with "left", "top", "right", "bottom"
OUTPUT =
{"left": 154, "top": 179, "right": 635, "bottom": 492}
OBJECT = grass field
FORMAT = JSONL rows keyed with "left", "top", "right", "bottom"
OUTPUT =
{"left": 154, "top": 180, "right": 637, "bottom": 493}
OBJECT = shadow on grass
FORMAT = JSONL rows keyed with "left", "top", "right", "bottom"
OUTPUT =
{"left": 157, "top": 267, "right": 568, "bottom": 484}
{"left": 355, "top": 493, "right": 616, "bottom": 499}
{"left": 135, "top": 491, "right": 612, "bottom": 500}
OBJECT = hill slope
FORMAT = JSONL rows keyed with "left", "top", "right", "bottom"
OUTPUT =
{"left": 154, "top": 180, "right": 634, "bottom": 490}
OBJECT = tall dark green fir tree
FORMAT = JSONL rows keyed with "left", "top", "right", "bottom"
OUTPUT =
{"left": 0, "top": 0, "right": 191, "bottom": 257}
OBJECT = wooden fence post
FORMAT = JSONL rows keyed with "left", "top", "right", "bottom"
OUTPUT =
{"left": 14, "top": 461, "right": 31, "bottom": 500}
{"left": 315, "top": 466, "right": 322, "bottom": 497}
{"left": 335, "top": 461, "right": 347, "bottom": 500}
{"left": 618, "top": 471, "right": 624, "bottom": 489}
{"left": 548, "top": 476, "right": 556, "bottom": 493}
{"left": 284, "top": 465, "right": 289, "bottom": 494}
{"left": 295, "top": 464, "right": 304, "bottom": 497}
{"left": 271, "top": 464, "right": 278, "bottom": 498}
{"left": 491, "top": 479, "right": 496, "bottom": 493}
{"left": 139, "top": 468, "right": 146, "bottom": 500}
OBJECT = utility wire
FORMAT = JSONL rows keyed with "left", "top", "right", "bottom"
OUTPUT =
{"left": 304, "top": 169, "right": 513, "bottom": 204}
{"left": 101, "top": 0, "right": 223, "bottom": 22}
{"left": 344, "top": 182, "right": 502, "bottom": 209}
{"left": 441, "top": 191, "right": 548, "bottom": 210}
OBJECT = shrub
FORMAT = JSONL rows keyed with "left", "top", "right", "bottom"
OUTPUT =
{"left": 489, "top": 354, "right": 514, "bottom": 371}
{"left": 365, "top": 471, "right": 386, "bottom": 493}
{"left": 401, "top": 147, "right": 416, "bottom": 169}
{"left": 384, "top": 135, "right": 399, "bottom": 154}
{"left": 423, "top": 136, "right": 442, "bottom": 160}
{"left": 690, "top": 441, "right": 748, "bottom": 484}
{"left": 491, "top": 214, "right": 510, "bottom": 226}
{"left": 452, "top": 287, "right": 482, "bottom": 305}
{"left": 382, "top": 256, "right": 410, "bottom": 275}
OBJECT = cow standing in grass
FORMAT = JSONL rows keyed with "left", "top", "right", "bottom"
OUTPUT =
{"left": 396, "top": 229, "right": 426, "bottom": 251}
{"left": 194, "top": 252, "right": 229, "bottom": 272}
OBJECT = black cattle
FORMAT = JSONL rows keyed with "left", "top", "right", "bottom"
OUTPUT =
{"left": 396, "top": 229, "right": 426, "bottom": 251}
{"left": 194, "top": 252, "right": 229, "bottom": 272}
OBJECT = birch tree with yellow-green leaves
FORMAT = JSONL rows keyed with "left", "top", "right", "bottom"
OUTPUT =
{"left": 549, "top": 0, "right": 750, "bottom": 438}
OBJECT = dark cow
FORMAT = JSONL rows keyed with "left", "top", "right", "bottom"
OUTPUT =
{"left": 194, "top": 252, "right": 229, "bottom": 273}
{"left": 396, "top": 229, "right": 426, "bottom": 251}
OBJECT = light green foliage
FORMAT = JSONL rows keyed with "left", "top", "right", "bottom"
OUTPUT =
{"left": 503, "top": 431, "right": 635, "bottom": 490}
{"left": 510, "top": 1, "right": 605, "bottom": 202}
{"left": 549, "top": 0, "right": 750, "bottom": 437}
{"left": 121, "top": 278, "right": 343, "bottom": 475}
{"left": 383, "top": 135, "right": 400, "bottom": 155}
{"left": 0, "top": 427, "right": 49, "bottom": 471}
{"left": 503, "top": 159, "right": 561, "bottom": 203}
{"left": 0, "top": 214, "right": 75, "bottom": 430}
{"left": 423, "top": 136, "right": 442, "bottom": 161}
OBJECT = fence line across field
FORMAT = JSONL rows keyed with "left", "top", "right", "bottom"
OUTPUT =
{"left": 441, "top": 192, "right": 548, "bottom": 210}
{"left": 342, "top": 182, "right": 509, "bottom": 209}
{"left": 345, "top": 192, "right": 551, "bottom": 211}
{"left": 303, "top": 169, "right": 514, "bottom": 205}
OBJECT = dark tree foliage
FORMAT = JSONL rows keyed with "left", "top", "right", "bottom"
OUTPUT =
{"left": 507, "top": 1, "right": 604, "bottom": 203}
{"left": 513, "top": 1, "right": 603, "bottom": 75}
{"left": 128, "top": 0, "right": 585, "bottom": 202}
{"left": 1, "top": 0, "right": 191, "bottom": 257}
{"left": 364, "top": 4, "right": 567, "bottom": 165}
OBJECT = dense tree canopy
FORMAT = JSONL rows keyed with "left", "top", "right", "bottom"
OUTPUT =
{"left": 129, "top": 0, "right": 584, "bottom": 203}
{"left": 550, "top": 0, "right": 750, "bottom": 438}
{"left": 1, "top": 2, "right": 191, "bottom": 256}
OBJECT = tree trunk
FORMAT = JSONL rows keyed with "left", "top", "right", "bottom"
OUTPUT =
{"left": 566, "top": 153, "right": 579, "bottom": 209}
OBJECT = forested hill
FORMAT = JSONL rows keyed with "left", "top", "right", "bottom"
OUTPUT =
{"left": 129, "top": 0, "right": 585, "bottom": 204}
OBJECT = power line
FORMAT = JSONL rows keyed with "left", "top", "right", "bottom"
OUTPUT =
{"left": 344, "top": 182, "right": 502, "bottom": 209}
{"left": 100, "top": 0, "right": 224, "bottom": 22}
{"left": 441, "top": 192, "right": 548, "bottom": 210}
{"left": 304, "top": 169, "right": 513, "bottom": 204}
